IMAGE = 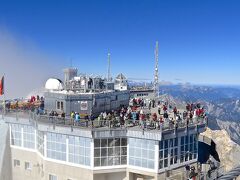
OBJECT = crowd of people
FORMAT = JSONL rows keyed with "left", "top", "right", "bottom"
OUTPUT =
{"left": 93, "top": 99, "right": 208, "bottom": 130}
{"left": 44, "top": 98, "right": 208, "bottom": 130}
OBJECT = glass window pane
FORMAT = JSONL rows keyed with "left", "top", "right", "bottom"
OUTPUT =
{"left": 129, "top": 157, "right": 134, "bottom": 165}
{"left": 121, "top": 147, "right": 127, "bottom": 156}
{"left": 159, "top": 150, "right": 163, "bottom": 159}
{"left": 181, "top": 136, "right": 184, "bottom": 145}
{"left": 113, "top": 157, "right": 120, "bottom": 165}
{"left": 159, "top": 160, "right": 163, "bottom": 169}
{"left": 121, "top": 156, "right": 127, "bottom": 165}
{"left": 115, "top": 147, "right": 121, "bottom": 156}
{"left": 108, "top": 148, "right": 114, "bottom": 156}
{"left": 148, "top": 150, "right": 155, "bottom": 160}
{"left": 101, "top": 157, "right": 108, "bottom": 166}
{"left": 185, "top": 136, "right": 189, "bottom": 144}
{"left": 94, "top": 149, "right": 100, "bottom": 157}
{"left": 115, "top": 138, "right": 120, "bottom": 146}
{"left": 108, "top": 138, "right": 114, "bottom": 147}
{"left": 94, "top": 139, "right": 100, "bottom": 148}
{"left": 164, "top": 149, "right": 168, "bottom": 158}
{"left": 129, "top": 147, "right": 134, "bottom": 156}
{"left": 164, "top": 140, "right": 168, "bottom": 149}
{"left": 101, "top": 148, "right": 107, "bottom": 157}
{"left": 135, "top": 158, "right": 141, "bottom": 166}
{"left": 164, "top": 158, "right": 168, "bottom": 167}
{"left": 141, "top": 149, "right": 147, "bottom": 158}
{"left": 94, "top": 158, "right": 100, "bottom": 166}
{"left": 148, "top": 160, "right": 154, "bottom": 169}
{"left": 174, "top": 138, "right": 178, "bottom": 146}
{"left": 85, "top": 147, "right": 90, "bottom": 157}
{"left": 142, "top": 159, "right": 147, "bottom": 168}
{"left": 108, "top": 156, "right": 114, "bottom": 166}
{"left": 159, "top": 141, "right": 163, "bottom": 150}
{"left": 101, "top": 139, "right": 108, "bottom": 147}
{"left": 121, "top": 138, "right": 127, "bottom": 146}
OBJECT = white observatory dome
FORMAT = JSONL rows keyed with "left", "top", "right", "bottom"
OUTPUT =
{"left": 45, "top": 78, "right": 63, "bottom": 90}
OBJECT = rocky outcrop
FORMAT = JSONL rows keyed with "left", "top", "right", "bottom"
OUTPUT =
{"left": 201, "top": 128, "right": 240, "bottom": 172}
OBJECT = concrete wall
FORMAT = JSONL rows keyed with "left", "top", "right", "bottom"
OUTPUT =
{"left": 94, "top": 172, "right": 126, "bottom": 180}
{"left": 11, "top": 148, "right": 93, "bottom": 180}
{"left": 0, "top": 121, "right": 12, "bottom": 180}
{"left": 44, "top": 90, "right": 130, "bottom": 117}
{"left": 127, "top": 169, "right": 157, "bottom": 180}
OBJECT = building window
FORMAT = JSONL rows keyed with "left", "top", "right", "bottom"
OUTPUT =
{"left": 159, "top": 138, "right": 179, "bottom": 169}
{"left": 57, "top": 101, "right": 60, "bottom": 110}
{"left": 37, "top": 131, "right": 45, "bottom": 156}
{"left": 25, "top": 162, "right": 31, "bottom": 170}
{"left": 56, "top": 101, "right": 64, "bottom": 111}
{"left": 94, "top": 138, "right": 127, "bottom": 167}
{"left": 61, "top": 101, "right": 64, "bottom": 110}
{"left": 11, "top": 124, "right": 22, "bottom": 146}
{"left": 179, "top": 134, "right": 197, "bottom": 163}
{"left": 23, "top": 125, "right": 35, "bottom": 149}
{"left": 14, "top": 159, "right": 20, "bottom": 167}
{"left": 169, "top": 138, "right": 178, "bottom": 165}
{"left": 68, "top": 136, "right": 91, "bottom": 166}
{"left": 47, "top": 133, "right": 66, "bottom": 161}
{"left": 49, "top": 174, "right": 57, "bottom": 180}
{"left": 129, "top": 138, "right": 155, "bottom": 169}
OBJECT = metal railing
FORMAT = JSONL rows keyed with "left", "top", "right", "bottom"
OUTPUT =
{"left": 1, "top": 109, "right": 206, "bottom": 132}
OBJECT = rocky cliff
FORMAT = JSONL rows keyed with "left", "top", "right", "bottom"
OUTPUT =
{"left": 201, "top": 128, "right": 240, "bottom": 172}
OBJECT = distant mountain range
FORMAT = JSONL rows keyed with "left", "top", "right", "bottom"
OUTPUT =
{"left": 159, "top": 84, "right": 240, "bottom": 145}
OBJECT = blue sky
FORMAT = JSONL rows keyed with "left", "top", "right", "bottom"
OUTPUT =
{"left": 0, "top": 0, "right": 240, "bottom": 85}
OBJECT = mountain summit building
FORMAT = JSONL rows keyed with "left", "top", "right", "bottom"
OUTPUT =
{"left": 44, "top": 68, "right": 129, "bottom": 117}
{"left": 1, "top": 68, "right": 207, "bottom": 180}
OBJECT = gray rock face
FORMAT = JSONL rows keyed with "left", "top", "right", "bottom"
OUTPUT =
{"left": 201, "top": 128, "right": 240, "bottom": 174}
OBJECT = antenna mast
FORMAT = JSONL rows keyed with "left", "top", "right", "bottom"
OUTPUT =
{"left": 154, "top": 41, "right": 159, "bottom": 98}
{"left": 107, "top": 52, "right": 111, "bottom": 81}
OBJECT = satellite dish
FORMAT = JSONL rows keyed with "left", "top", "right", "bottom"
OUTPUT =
{"left": 45, "top": 78, "right": 63, "bottom": 90}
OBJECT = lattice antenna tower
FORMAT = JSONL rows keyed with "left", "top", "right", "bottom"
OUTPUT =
{"left": 154, "top": 41, "right": 159, "bottom": 98}
{"left": 107, "top": 52, "right": 111, "bottom": 81}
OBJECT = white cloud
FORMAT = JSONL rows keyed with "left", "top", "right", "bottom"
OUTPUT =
{"left": 0, "top": 28, "right": 64, "bottom": 99}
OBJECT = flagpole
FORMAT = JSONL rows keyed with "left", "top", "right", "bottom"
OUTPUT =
{"left": 3, "top": 73, "right": 6, "bottom": 116}
{"left": 3, "top": 73, "right": 5, "bottom": 116}
{"left": 1, "top": 74, "right": 4, "bottom": 119}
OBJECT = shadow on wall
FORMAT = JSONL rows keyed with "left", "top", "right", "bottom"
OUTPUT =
{"left": 0, "top": 121, "right": 12, "bottom": 180}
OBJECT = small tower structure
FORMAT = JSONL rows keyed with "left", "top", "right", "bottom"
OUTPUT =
{"left": 153, "top": 41, "right": 159, "bottom": 98}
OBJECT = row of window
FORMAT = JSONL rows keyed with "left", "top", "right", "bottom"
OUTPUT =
{"left": 13, "top": 159, "right": 31, "bottom": 170}
{"left": 159, "top": 135, "right": 198, "bottom": 169}
{"left": 11, "top": 124, "right": 199, "bottom": 170}
{"left": 136, "top": 93, "right": 149, "bottom": 97}
{"left": 11, "top": 124, "right": 91, "bottom": 167}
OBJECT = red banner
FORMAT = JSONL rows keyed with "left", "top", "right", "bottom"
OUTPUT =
{"left": 0, "top": 76, "right": 4, "bottom": 95}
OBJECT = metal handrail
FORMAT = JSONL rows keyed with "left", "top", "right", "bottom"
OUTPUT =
{"left": 1, "top": 109, "right": 206, "bottom": 132}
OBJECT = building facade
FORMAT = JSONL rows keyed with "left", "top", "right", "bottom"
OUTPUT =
{"left": 44, "top": 68, "right": 130, "bottom": 117}
{"left": 6, "top": 115, "right": 206, "bottom": 180}
{"left": 44, "top": 90, "right": 130, "bottom": 117}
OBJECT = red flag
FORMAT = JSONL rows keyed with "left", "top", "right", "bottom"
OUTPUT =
{"left": 0, "top": 76, "right": 4, "bottom": 95}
